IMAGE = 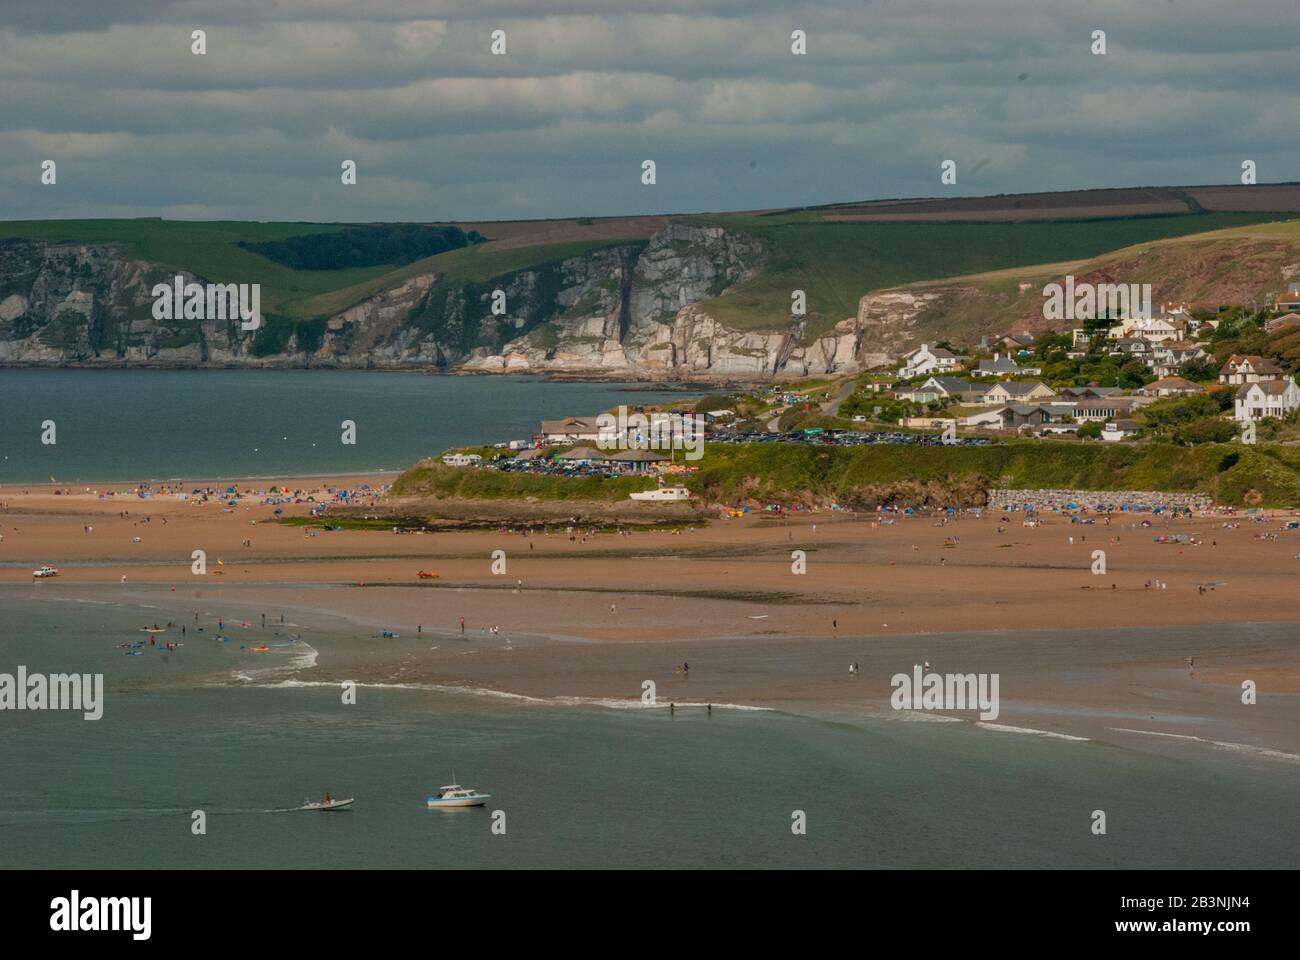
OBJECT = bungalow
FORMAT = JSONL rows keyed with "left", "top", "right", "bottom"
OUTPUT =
{"left": 995, "top": 402, "right": 1078, "bottom": 433}
{"left": 1219, "top": 355, "right": 1282, "bottom": 386}
{"left": 901, "top": 376, "right": 985, "bottom": 404}
{"left": 1074, "top": 397, "right": 1140, "bottom": 422}
{"left": 974, "top": 353, "right": 1041, "bottom": 377}
{"left": 1235, "top": 377, "right": 1300, "bottom": 423}
{"left": 553, "top": 446, "right": 608, "bottom": 462}
{"left": 1000, "top": 333, "right": 1036, "bottom": 353}
{"left": 1139, "top": 376, "right": 1204, "bottom": 398}
{"left": 1056, "top": 385, "right": 1122, "bottom": 401}
{"left": 897, "top": 343, "right": 961, "bottom": 378}
{"left": 983, "top": 380, "right": 1056, "bottom": 405}
{"left": 605, "top": 449, "right": 668, "bottom": 472}
{"left": 539, "top": 416, "right": 603, "bottom": 444}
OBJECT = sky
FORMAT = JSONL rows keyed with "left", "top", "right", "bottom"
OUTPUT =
{"left": 2, "top": 0, "right": 1298, "bottom": 223}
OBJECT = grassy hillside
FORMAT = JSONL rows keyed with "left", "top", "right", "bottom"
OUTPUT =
{"left": 2, "top": 203, "right": 1293, "bottom": 339}
{"left": 688, "top": 211, "right": 1289, "bottom": 340}
{"left": 0, "top": 218, "right": 644, "bottom": 321}
{"left": 392, "top": 442, "right": 1300, "bottom": 509}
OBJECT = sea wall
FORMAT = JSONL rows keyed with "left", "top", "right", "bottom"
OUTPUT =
{"left": 986, "top": 488, "right": 1215, "bottom": 511}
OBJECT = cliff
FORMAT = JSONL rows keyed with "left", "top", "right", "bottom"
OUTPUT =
{"left": 0, "top": 225, "right": 870, "bottom": 380}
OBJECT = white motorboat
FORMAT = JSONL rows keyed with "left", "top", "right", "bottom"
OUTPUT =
{"left": 300, "top": 797, "right": 354, "bottom": 811}
{"left": 426, "top": 784, "right": 490, "bottom": 808}
{"left": 629, "top": 486, "right": 691, "bottom": 502}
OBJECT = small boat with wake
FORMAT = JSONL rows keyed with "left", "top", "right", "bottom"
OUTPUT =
{"left": 300, "top": 795, "right": 353, "bottom": 811}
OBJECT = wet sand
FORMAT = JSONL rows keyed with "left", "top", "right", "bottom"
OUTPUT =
{"left": 6, "top": 475, "right": 1300, "bottom": 759}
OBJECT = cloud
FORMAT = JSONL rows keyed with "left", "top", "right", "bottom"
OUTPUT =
{"left": 0, "top": 1, "right": 1297, "bottom": 221}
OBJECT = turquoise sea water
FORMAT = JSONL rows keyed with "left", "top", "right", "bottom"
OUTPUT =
{"left": 0, "top": 369, "right": 686, "bottom": 483}
{"left": 2, "top": 594, "right": 1297, "bottom": 869}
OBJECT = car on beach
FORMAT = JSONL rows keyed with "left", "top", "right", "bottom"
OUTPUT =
{"left": 32, "top": 565, "right": 59, "bottom": 578}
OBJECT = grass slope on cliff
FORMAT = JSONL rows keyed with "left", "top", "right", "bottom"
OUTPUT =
{"left": 688, "top": 210, "right": 1290, "bottom": 340}
{"left": 393, "top": 442, "right": 1300, "bottom": 509}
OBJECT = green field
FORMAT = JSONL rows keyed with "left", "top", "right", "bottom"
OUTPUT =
{"left": 0, "top": 218, "right": 643, "bottom": 321}
{"left": 688, "top": 211, "right": 1288, "bottom": 339}
{"left": 2, "top": 208, "right": 1292, "bottom": 338}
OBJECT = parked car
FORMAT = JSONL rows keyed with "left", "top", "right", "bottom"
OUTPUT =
{"left": 32, "top": 565, "right": 59, "bottom": 578}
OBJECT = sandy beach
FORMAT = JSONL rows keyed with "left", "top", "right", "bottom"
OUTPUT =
{"left": 6, "top": 472, "right": 1300, "bottom": 760}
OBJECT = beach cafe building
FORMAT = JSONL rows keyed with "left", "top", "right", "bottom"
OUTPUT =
{"left": 553, "top": 447, "right": 667, "bottom": 473}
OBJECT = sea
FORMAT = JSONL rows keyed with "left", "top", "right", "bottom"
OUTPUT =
{"left": 0, "top": 368, "right": 688, "bottom": 484}
{"left": 2, "top": 591, "right": 1298, "bottom": 870}
{"left": 1, "top": 370, "right": 1298, "bottom": 868}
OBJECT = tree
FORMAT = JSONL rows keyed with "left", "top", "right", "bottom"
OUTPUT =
{"left": 1076, "top": 421, "right": 1102, "bottom": 440}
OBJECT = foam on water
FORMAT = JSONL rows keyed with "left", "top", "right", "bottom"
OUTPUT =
{"left": 1110, "top": 728, "right": 1300, "bottom": 763}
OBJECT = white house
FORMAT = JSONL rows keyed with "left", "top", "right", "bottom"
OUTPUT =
{"left": 897, "top": 344, "right": 960, "bottom": 378}
{"left": 1234, "top": 377, "right": 1300, "bottom": 422}
{"left": 1219, "top": 355, "right": 1282, "bottom": 386}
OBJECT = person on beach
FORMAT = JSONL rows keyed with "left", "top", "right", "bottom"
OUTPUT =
{"left": 459, "top": 616, "right": 465, "bottom": 635}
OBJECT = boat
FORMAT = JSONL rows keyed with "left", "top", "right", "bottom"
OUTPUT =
{"left": 426, "top": 784, "right": 490, "bottom": 808}
{"left": 300, "top": 797, "right": 354, "bottom": 811}
{"left": 140, "top": 626, "right": 167, "bottom": 633}
{"left": 629, "top": 486, "right": 692, "bottom": 502}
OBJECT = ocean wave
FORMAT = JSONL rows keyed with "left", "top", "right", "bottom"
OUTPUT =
{"left": 232, "top": 677, "right": 770, "bottom": 712}
{"left": 975, "top": 722, "right": 1089, "bottom": 741}
{"left": 1109, "top": 728, "right": 1300, "bottom": 763}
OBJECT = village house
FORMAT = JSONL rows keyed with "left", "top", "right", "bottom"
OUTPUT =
{"left": 897, "top": 343, "right": 961, "bottom": 378}
{"left": 538, "top": 416, "right": 605, "bottom": 444}
{"left": 982, "top": 380, "right": 1056, "bottom": 405}
{"left": 1275, "top": 284, "right": 1300, "bottom": 312}
{"left": 974, "top": 353, "right": 1041, "bottom": 377}
{"left": 1111, "top": 316, "right": 1181, "bottom": 343}
{"left": 1218, "top": 355, "right": 1282, "bottom": 386}
{"left": 1235, "top": 377, "right": 1300, "bottom": 422}
{"left": 900, "top": 376, "right": 987, "bottom": 404}
{"left": 1139, "top": 376, "right": 1204, "bottom": 398}
{"left": 1107, "top": 337, "right": 1153, "bottom": 358}
{"left": 1148, "top": 341, "right": 1208, "bottom": 378}
{"left": 1264, "top": 312, "right": 1300, "bottom": 334}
